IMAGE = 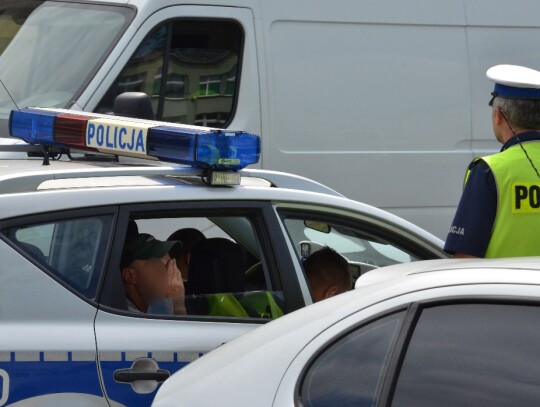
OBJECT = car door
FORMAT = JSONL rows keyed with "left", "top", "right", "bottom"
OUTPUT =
{"left": 0, "top": 207, "right": 116, "bottom": 406}
{"left": 94, "top": 200, "right": 299, "bottom": 406}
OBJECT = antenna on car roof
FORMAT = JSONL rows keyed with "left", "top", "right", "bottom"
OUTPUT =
{"left": 0, "top": 79, "right": 54, "bottom": 165}
{"left": 0, "top": 78, "right": 20, "bottom": 111}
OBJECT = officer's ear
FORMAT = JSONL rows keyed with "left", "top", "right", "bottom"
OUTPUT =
{"left": 494, "top": 107, "right": 505, "bottom": 125}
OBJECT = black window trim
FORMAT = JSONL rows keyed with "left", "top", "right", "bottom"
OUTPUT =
{"left": 0, "top": 205, "right": 119, "bottom": 308}
{"left": 98, "top": 200, "right": 301, "bottom": 322}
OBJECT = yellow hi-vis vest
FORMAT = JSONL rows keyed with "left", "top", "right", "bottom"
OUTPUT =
{"left": 466, "top": 141, "right": 540, "bottom": 258}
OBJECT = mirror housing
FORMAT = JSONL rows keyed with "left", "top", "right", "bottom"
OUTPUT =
{"left": 113, "top": 92, "right": 154, "bottom": 120}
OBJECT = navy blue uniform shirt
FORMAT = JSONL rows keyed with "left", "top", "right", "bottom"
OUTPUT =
{"left": 444, "top": 131, "right": 540, "bottom": 257}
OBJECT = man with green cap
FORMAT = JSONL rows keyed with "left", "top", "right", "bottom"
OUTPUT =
{"left": 120, "top": 233, "right": 186, "bottom": 314}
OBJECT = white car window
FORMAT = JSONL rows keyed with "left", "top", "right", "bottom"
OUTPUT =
{"left": 300, "top": 311, "right": 405, "bottom": 407}
{"left": 119, "top": 214, "right": 284, "bottom": 320}
{"left": 392, "top": 303, "right": 540, "bottom": 406}
{"left": 282, "top": 217, "right": 418, "bottom": 284}
{"left": 5, "top": 214, "right": 113, "bottom": 299}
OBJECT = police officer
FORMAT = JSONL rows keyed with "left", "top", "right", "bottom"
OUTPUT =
{"left": 446, "top": 65, "right": 540, "bottom": 258}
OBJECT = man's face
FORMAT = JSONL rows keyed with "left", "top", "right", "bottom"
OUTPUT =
{"left": 130, "top": 254, "right": 170, "bottom": 302}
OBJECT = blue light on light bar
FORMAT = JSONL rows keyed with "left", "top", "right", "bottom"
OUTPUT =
{"left": 197, "top": 131, "right": 260, "bottom": 170}
{"left": 148, "top": 127, "right": 260, "bottom": 170}
{"left": 9, "top": 108, "right": 57, "bottom": 144}
{"left": 146, "top": 126, "right": 197, "bottom": 163}
{"left": 9, "top": 108, "right": 261, "bottom": 171}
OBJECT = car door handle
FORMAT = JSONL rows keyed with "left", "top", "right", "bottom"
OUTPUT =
{"left": 114, "top": 369, "right": 170, "bottom": 383}
{"left": 113, "top": 358, "right": 171, "bottom": 394}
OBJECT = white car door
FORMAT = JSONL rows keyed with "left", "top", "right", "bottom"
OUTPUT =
{"left": 94, "top": 200, "right": 297, "bottom": 406}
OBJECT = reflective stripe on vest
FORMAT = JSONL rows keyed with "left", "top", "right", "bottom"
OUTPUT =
{"left": 465, "top": 141, "right": 540, "bottom": 258}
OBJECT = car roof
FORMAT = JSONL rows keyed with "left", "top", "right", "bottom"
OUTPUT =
{"left": 355, "top": 257, "right": 540, "bottom": 288}
{"left": 0, "top": 156, "right": 443, "bottom": 250}
{"left": 155, "top": 260, "right": 540, "bottom": 405}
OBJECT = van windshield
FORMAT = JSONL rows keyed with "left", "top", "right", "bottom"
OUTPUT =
{"left": 0, "top": 1, "right": 134, "bottom": 138}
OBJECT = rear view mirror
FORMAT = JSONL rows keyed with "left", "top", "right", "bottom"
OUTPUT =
{"left": 304, "top": 221, "right": 331, "bottom": 234}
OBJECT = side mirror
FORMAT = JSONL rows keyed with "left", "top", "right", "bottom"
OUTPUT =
{"left": 113, "top": 92, "right": 154, "bottom": 120}
{"left": 348, "top": 261, "right": 378, "bottom": 284}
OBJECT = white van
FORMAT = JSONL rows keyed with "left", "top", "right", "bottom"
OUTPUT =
{"left": 0, "top": 0, "right": 538, "bottom": 238}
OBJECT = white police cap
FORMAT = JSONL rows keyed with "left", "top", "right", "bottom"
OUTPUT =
{"left": 487, "top": 65, "right": 540, "bottom": 101}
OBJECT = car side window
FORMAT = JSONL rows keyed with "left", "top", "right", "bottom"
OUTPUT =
{"left": 96, "top": 19, "right": 243, "bottom": 127}
{"left": 4, "top": 214, "right": 113, "bottom": 299}
{"left": 282, "top": 216, "right": 418, "bottom": 284}
{"left": 391, "top": 303, "right": 540, "bottom": 406}
{"left": 300, "top": 311, "right": 405, "bottom": 407}
{"left": 119, "top": 215, "right": 284, "bottom": 320}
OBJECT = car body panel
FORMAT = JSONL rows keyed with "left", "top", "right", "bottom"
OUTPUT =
{"left": 152, "top": 260, "right": 540, "bottom": 406}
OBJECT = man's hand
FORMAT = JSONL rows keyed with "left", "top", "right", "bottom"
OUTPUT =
{"left": 166, "top": 258, "right": 185, "bottom": 297}
{"left": 166, "top": 258, "right": 186, "bottom": 315}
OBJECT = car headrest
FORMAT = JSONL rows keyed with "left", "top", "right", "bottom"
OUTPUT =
{"left": 187, "top": 237, "right": 246, "bottom": 295}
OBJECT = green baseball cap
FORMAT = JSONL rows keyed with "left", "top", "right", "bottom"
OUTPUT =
{"left": 121, "top": 233, "right": 181, "bottom": 268}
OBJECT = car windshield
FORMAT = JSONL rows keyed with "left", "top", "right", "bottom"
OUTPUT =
{"left": 0, "top": 0, "right": 134, "bottom": 138}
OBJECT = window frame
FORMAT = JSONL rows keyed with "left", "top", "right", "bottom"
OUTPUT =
{"left": 278, "top": 209, "right": 442, "bottom": 267}
{"left": 98, "top": 200, "right": 303, "bottom": 322}
{"left": 0, "top": 205, "right": 119, "bottom": 306}
{"left": 98, "top": 17, "right": 245, "bottom": 128}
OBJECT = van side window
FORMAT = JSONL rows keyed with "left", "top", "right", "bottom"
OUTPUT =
{"left": 96, "top": 20, "right": 243, "bottom": 128}
{"left": 4, "top": 215, "right": 113, "bottom": 299}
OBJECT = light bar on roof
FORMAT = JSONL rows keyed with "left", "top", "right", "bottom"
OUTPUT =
{"left": 9, "top": 108, "right": 260, "bottom": 171}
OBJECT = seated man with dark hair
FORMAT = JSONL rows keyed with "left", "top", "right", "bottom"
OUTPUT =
{"left": 303, "top": 246, "right": 352, "bottom": 302}
{"left": 167, "top": 228, "right": 206, "bottom": 284}
{"left": 120, "top": 233, "right": 186, "bottom": 315}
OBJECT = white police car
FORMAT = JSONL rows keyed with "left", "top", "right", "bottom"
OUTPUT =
{"left": 153, "top": 257, "right": 540, "bottom": 407}
{"left": 0, "top": 108, "right": 445, "bottom": 406}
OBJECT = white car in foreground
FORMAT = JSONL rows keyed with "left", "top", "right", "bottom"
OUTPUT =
{"left": 153, "top": 258, "right": 540, "bottom": 407}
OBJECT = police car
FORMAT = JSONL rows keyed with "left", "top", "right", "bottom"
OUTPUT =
{"left": 153, "top": 257, "right": 540, "bottom": 407}
{"left": 0, "top": 107, "right": 445, "bottom": 406}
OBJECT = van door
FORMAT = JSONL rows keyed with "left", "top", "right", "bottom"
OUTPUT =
{"left": 258, "top": 1, "right": 473, "bottom": 238}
